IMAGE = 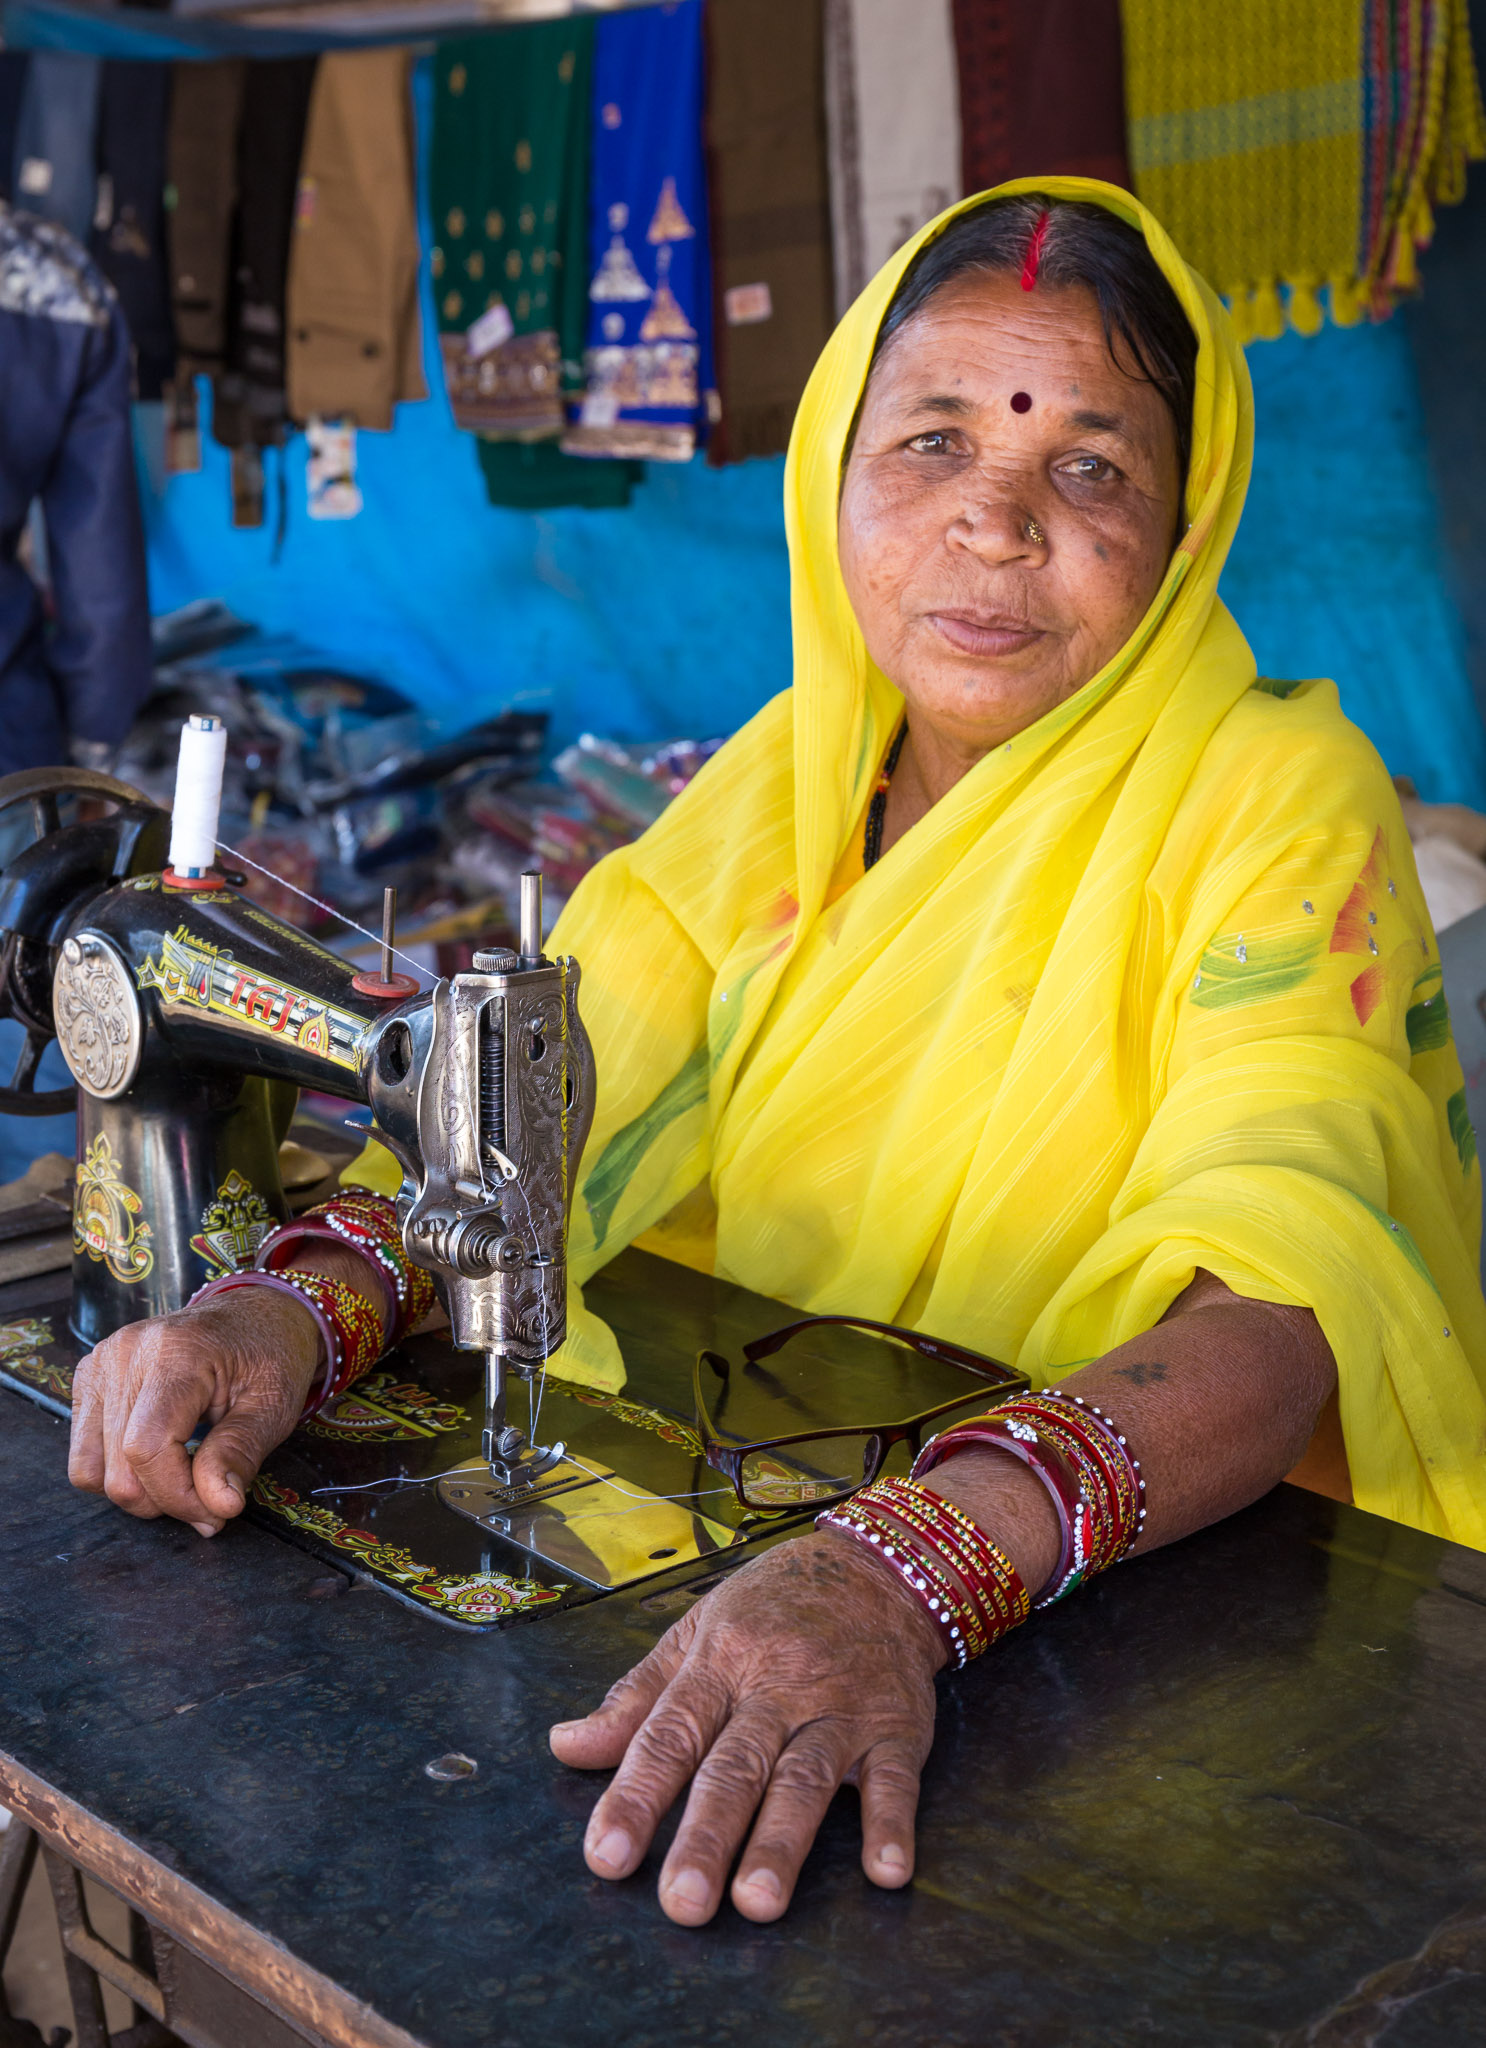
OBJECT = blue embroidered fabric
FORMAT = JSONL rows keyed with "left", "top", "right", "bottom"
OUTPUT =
{"left": 562, "top": 0, "right": 715, "bottom": 464}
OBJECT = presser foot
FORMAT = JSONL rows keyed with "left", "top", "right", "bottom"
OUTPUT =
{"left": 471, "top": 1442, "right": 591, "bottom": 1509}
{"left": 436, "top": 1455, "right": 744, "bottom": 1590}
{"left": 482, "top": 1423, "right": 568, "bottom": 1493}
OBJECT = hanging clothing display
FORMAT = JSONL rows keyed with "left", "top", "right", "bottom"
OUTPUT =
{"left": 286, "top": 48, "right": 426, "bottom": 433}
{"left": 477, "top": 438, "right": 641, "bottom": 510}
{"left": 11, "top": 52, "right": 102, "bottom": 247}
{"left": 213, "top": 56, "right": 318, "bottom": 452}
{"left": 91, "top": 61, "right": 175, "bottom": 402}
{"left": 952, "top": 0, "right": 1131, "bottom": 196}
{"left": 704, "top": 0, "right": 834, "bottom": 464}
{"left": 429, "top": 22, "right": 592, "bottom": 439}
{"left": 823, "top": 0, "right": 961, "bottom": 317}
{"left": 0, "top": 54, "right": 30, "bottom": 203}
{"left": 563, "top": 0, "right": 715, "bottom": 462}
{"left": 1357, "top": 0, "right": 1486, "bottom": 307}
{"left": 0, "top": 201, "right": 152, "bottom": 774}
{"left": 1121, "top": 0, "right": 1486, "bottom": 339}
{"left": 166, "top": 59, "right": 245, "bottom": 377}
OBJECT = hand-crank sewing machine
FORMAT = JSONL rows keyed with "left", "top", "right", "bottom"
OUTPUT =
{"left": 0, "top": 731, "right": 763, "bottom": 1619}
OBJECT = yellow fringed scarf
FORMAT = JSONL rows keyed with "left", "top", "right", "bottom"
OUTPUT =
{"left": 1121, "top": 0, "right": 1486, "bottom": 339}
{"left": 547, "top": 178, "right": 1486, "bottom": 1548}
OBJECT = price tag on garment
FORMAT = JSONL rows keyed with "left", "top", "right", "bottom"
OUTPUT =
{"left": 724, "top": 281, "right": 773, "bottom": 326}
{"left": 306, "top": 417, "right": 363, "bottom": 521}
{"left": 466, "top": 301, "right": 515, "bottom": 359}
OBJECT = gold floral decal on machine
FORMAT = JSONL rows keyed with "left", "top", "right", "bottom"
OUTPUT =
{"left": 190, "top": 1169, "right": 274, "bottom": 1278}
{"left": 137, "top": 926, "right": 363, "bottom": 1073}
{"left": 299, "top": 1370, "right": 468, "bottom": 1442}
{"left": 565, "top": 1386, "right": 705, "bottom": 1458}
{"left": 250, "top": 1474, "right": 564, "bottom": 1623}
{"left": 0, "top": 1316, "right": 73, "bottom": 1405}
{"left": 73, "top": 1135, "right": 154, "bottom": 1283}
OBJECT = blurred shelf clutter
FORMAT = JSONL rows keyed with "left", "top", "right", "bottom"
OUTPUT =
{"left": 0, "top": 0, "right": 1479, "bottom": 538}
{"left": 129, "top": 598, "right": 727, "bottom": 977}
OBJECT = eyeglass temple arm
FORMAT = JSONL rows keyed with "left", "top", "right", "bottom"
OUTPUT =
{"left": 741, "top": 1313, "right": 1016, "bottom": 1381}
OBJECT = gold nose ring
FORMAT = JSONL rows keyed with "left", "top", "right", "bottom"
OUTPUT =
{"left": 1024, "top": 518, "right": 1046, "bottom": 547}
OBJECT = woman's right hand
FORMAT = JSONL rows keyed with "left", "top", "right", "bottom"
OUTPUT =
{"left": 67, "top": 1289, "right": 322, "bottom": 1536}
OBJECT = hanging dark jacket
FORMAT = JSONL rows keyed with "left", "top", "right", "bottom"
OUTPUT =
{"left": 214, "top": 57, "right": 317, "bottom": 450}
{"left": 10, "top": 53, "right": 101, "bottom": 247}
{"left": 91, "top": 61, "right": 176, "bottom": 402}
{"left": 0, "top": 204, "right": 152, "bottom": 773}
{"left": 166, "top": 58, "right": 245, "bottom": 377}
{"left": 0, "top": 54, "right": 30, "bottom": 203}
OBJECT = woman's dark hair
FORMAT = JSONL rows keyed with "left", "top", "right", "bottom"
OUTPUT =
{"left": 867, "top": 195, "right": 1199, "bottom": 492}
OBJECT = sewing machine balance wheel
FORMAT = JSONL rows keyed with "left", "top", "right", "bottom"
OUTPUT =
{"left": 0, "top": 766, "right": 163, "bottom": 1116}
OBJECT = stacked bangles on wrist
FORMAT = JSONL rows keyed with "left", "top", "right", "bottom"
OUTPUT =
{"left": 187, "top": 1188, "right": 434, "bottom": 1416}
{"left": 815, "top": 1391, "right": 1145, "bottom": 1667}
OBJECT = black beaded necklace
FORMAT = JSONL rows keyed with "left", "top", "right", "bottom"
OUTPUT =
{"left": 862, "top": 720, "right": 908, "bottom": 871}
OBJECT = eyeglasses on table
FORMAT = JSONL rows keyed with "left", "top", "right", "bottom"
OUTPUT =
{"left": 694, "top": 1312, "right": 1027, "bottom": 1513}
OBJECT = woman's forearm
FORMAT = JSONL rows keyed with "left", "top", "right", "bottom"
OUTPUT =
{"left": 922, "top": 1273, "right": 1339, "bottom": 1598}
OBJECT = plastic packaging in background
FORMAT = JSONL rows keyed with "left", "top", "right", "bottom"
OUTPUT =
{"left": 234, "top": 826, "right": 324, "bottom": 926}
{"left": 552, "top": 731, "right": 727, "bottom": 834}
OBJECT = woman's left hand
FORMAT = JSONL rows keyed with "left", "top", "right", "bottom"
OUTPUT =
{"left": 548, "top": 1532, "right": 945, "bottom": 1925}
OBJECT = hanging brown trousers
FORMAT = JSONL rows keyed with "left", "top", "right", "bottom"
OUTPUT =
{"left": 285, "top": 48, "right": 426, "bottom": 431}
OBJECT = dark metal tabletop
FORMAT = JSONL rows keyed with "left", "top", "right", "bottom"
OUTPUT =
{"left": 2, "top": 1249, "right": 1485, "bottom": 2048}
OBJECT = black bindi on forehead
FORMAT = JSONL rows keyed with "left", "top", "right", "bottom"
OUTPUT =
{"left": 1009, "top": 391, "right": 1033, "bottom": 414}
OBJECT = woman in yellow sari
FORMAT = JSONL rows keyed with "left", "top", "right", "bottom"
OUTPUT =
{"left": 71, "top": 181, "right": 1486, "bottom": 1928}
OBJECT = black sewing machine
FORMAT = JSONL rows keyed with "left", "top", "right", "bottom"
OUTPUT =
{"left": 0, "top": 756, "right": 760, "bottom": 1622}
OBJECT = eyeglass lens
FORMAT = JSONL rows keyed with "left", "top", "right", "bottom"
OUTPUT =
{"left": 738, "top": 1433, "right": 881, "bottom": 1507}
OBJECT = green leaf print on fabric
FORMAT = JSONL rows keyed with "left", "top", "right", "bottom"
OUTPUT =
{"left": 1406, "top": 982, "right": 1452, "bottom": 1056}
{"left": 1348, "top": 1189, "right": 1440, "bottom": 1293}
{"left": 582, "top": 1044, "right": 710, "bottom": 1248}
{"left": 1189, "top": 931, "right": 1320, "bottom": 1010}
{"left": 1448, "top": 1088, "right": 1478, "bottom": 1174}
{"left": 1249, "top": 677, "right": 1304, "bottom": 699}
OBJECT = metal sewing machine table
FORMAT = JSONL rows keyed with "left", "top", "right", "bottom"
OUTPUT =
{"left": 3, "top": 1252, "right": 1486, "bottom": 2046}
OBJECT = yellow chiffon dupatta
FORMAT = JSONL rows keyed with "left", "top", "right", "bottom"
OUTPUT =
{"left": 551, "top": 179, "right": 1486, "bottom": 1549}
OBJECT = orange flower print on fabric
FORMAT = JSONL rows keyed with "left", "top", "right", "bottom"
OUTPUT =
{"left": 1330, "top": 828, "right": 1391, "bottom": 1025}
{"left": 762, "top": 886, "right": 798, "bottom": 935}
{"left": 1347, "top": 963, "right": 1388, "bottom": 1026}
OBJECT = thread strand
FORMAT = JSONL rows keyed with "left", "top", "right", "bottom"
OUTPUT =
{"left": 215, "top": 836, "right": 435, "bottom": 983}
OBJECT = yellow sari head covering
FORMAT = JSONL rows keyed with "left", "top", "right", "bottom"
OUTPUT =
{"left": 553, "top": 180, "right": 1486, "bottom": 1548}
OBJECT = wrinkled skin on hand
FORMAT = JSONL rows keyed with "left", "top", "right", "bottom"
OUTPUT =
{"left": 67, "top": 1290, "right": 320, "bottom": 1536}
{"left": 549, "top": 1531, "right": 946, "bottom": 1926}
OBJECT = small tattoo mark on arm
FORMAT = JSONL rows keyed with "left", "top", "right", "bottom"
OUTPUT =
{"left": 1113, "top": 1360, "right": 1168, "bottom": 1387}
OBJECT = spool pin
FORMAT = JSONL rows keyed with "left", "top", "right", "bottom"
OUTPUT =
{"left": 352, "top": 886, "right": 420, "bottom": 1001}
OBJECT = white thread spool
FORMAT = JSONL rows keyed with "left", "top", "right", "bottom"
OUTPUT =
{"left": 167, "top": 715, "right": 227, "bottom": 877}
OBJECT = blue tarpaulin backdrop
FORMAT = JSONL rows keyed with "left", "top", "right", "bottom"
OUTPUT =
{"left": 140, "top": 317, "right": 1486, "bottom": 803}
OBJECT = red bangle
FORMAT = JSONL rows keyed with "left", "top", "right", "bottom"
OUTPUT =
{"left": 255, "top": 1187, "right": 436, "bottom": 1347}
{"left": 190, "top": 1267, "right": 386, "bottom": 1415}
{"left": 998, "top": 1395, "right": 1144, "bottom": 1571}
{"left": 914, "top": 1392, "right": 1145, "bottom": 1604}
{"left": 864, "top": 1480, "right": 1027, "bottom": 1650}
{"left": 817, "top": 1476, "right": 1029, "bottom": 1669}
{"left": 1030, "top": 1392, "right": 1146, "bottom": 1564}
{"left": 912, "top": 1417, "right": 1091, "bottom": 1605}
